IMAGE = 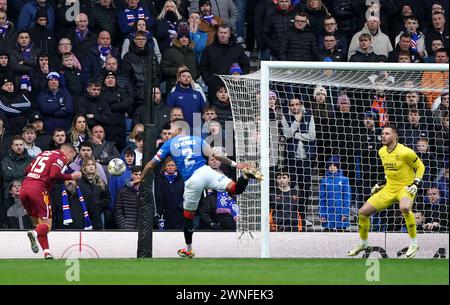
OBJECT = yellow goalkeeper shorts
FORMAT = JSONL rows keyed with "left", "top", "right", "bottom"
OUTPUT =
{"left": 366, "top": 186, "right": 415, "bottom": 211}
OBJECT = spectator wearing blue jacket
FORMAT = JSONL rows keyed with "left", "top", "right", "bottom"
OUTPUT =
{"left": 118, "top": 0, "right": 154, "bottom": 36}
{"left": 107, "top": 147, "right": 135, "bottom": 229}
{"left": 17, "top": 0, "right": 55, "bottom": 31}
{"left": 319, "top": 155, "right": 351, "bottom": 231}
{"left": 167, "top": 67, "right": 206, "bottom": 131}
{"left": 36, "top": 72, "right": 73, "bottom": 134}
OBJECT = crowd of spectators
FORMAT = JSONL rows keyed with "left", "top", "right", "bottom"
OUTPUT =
{"left": 0, "top": 0, "right": 448, "bottom": 232}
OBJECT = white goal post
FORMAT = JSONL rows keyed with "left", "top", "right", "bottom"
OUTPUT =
{"left": 221, "top": 62, "right": 449, "bottom": 258}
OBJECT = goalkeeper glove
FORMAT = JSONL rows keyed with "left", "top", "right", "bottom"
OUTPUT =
{"left": 406, "top": 178, "right": 422, "bottom": 196}
{"left": 371, "top": 180, "right": 386, "bottom": 195}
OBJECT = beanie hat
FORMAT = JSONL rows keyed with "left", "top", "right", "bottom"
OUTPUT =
{"left": 1, "top": 77, "right": 13, "bottom": 87}
{"left": 269, "top": 90, "right": 277, "bottom": 99}
{"left": 103, "top": 70, "right": 116, "bottom": 82}
{"left": 327, "top": 155, "right": 341, "bottom": 169}
{"left": 35, "top": 8, "right": 48, "bottom": 21}
{"left": 199, "top": 0, "right": 212, "bottom": 8}
{"left": 313, "top": 85, "right": 327, "bottom": 97}
{"left": 176, "top": 21, "right": 190, "bottom": 39}
{"left": 230, "top": 63, "right": 242, "bottom": 75}
{"left": 47, "top": 72, "right": 60, "bottom": 81}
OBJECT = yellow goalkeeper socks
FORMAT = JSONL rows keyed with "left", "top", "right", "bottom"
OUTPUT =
{"left": 358, "top": 213, "right": 370, "bottom": 242}
{"left": 403, "top": 211, "right": 417, "bottom": 239}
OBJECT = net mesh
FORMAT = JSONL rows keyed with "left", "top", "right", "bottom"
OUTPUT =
{"left": 222, "top": 66, "right": 449, "bottom": 235}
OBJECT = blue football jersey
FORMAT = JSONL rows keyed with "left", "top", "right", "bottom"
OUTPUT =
{"left": 152, "top": 135, "right": 207, "bottom": 181}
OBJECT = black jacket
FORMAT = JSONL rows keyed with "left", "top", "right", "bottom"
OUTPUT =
{"left": 0, "top": 91, "right": 35, "bottom": 135}
{"left": 324, "top": 0, "right": 358, "bottom": 37}
{"left": 199, "top": 36, "right": 250, "bottom": 97}
{"left": 261, "top": 5, "right": 296, "bottom": 59}
{"left": 349, "top": 50, "right": 381, "bottom": 62}
{"left": 101, "top": 85, "right": 131, "bottom": 151}
{"left": 114, "top": 184, "right": 139, "bottom": 230}
{"left": 154, "top": 172, "right": 184, "bottom": 230}
{"left": 59, "top": 66, "right": 86, "bottom": 99}
{"left": 28, "top": 24, "right": 57, "bottom": 59}
{"left": 0, "top": 25, "right": 17, "bottom": 52}
{"left": 88, "top": 3, "right": 121, "bottom": 47}
{"left": 296, "top": 4, "right": 329, "bottom": 36}
{"left": 83, "top": 46, "right": 120, "bottom": 83}
{"left": 122, "top": 42, "right": 161, "bottom": 119}
{"left": 280, "top": 25, "right": 319, "bottom": 61}
{"left": 75, "top": 94, "right": 113, "bottom": 130}
{"left": 68, "top": 29, "right": 98, "bottom": 59}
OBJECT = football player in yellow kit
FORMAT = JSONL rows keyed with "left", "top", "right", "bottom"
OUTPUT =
{"left": 348, "top": 125, "right": 425, "bottom": 258}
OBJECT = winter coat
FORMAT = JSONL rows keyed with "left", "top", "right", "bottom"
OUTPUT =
{"left": 319, "top": 169, "right": 351, "bottom": 229}
{"left": 122, "top": 42, "right": 161, "bottom": 119}
{"left": 88, "top": 3, "right": 121, "bottom": 47}
{"left": 317, "top": 30, "right": 349, "bottom": 58}
{"left": 0, "top": 91, "right": 34, "bottom": 135}
{"left": 261, "top": 5, "right": 296, "bottom": 59}
{"left": 9, "top": 45, "right": 41, "bottom": 76}
{"left": 160, "top": 39, "right": 199, "bottom": 92}
{"left": 30, "top": 69, "right": 49, "bottom": 100}
{"left": 92, "top": 140, "right": 120, "bottom": 168}
{"left": 1, "top": 149, "right": 33, "bottom": 186}
{"left": 17, "top": 1, "right": 55, "bottom": 31}
{"left": 101, "top": 86, "right": 131, "bottom": 151}
{"left": 0, "top": 129, "right": 12, "bottom": 160}
{"left": 325, "top": 0, "right": 358, "bottom": 37}
{"left": 54, "top": 0, "right": 76, "bottom": 39}
{"left": 3, "top": 195, "right": 33, "bottom": 229}
{"left": 279, "top": 24, "right": 319, "bottom": 61}
{"left": 75, "top": 95, "right": 113, "bottom": 130}
{"left": 281, "top": 107, "right": 317, "bottom": 160}
{"left": 114, "top": 184, "right": 139, "bottom": 230}
{"left": 59, "top": 66, "right": 85, "bottom": 99}
{"left": 155, "top": 18, "right": 179, "bottom": 55}
{"left": 0, "top": 24, "right": 17, "bottom": 52}
{"left": 36, "top": 88, "right": 73, "bottom": 134}
{"left": 67, "top": 30, "right": 98, "bottom": 59}
{"left": 28, "top": 25, "right": 57, "bottom": 59}
{"left": 269, "top": 188, "right": 302, "bottom": 232}
{"left": 82, "top": 46, "right": 120, "bottom": 83}
{"left": 34, "top": 130, "right": 52, "bottom": 151}
{"left": 108, "top": 164, "right": 133, "bottom": 210}
{"left": 167, "top": 84, "right": 206, "bottom": 128}
{"left": 199, "top": 36, "right": 249, "bottom": 97}
{"left": 190, "top": 0, "right": 237, "bottom": 29}
{"left": 349, "top": 49, "right": 382, "bottom": 62}
{"left": 348, "top": 23, "right": 393, "bottom": 58}
{"left": 297, "top": 4, "right": 330, "bottom": 36}
{"left": 318, "top": 47, "right": 347, "bottom": 62}
{"left": 77, "top": 175, "right": 112, "bottom": 230}
{"left": 118, "top": 5, "right": 154, "bottom": 36}
{"left": 154, "top": 172, "right": 184, "bottom": 230}
{"left": 209, "top": 97, "right": 232, "bottom": 127}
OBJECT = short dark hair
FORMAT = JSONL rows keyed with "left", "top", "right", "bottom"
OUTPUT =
{"left": 400, "top": 32, "right": 411, "bottom": 40}
{"left": 383, "top": 124, "right": 398, "bottom": 135}
{"left": 132, "top": 165, "right": 142, "bottom": 173}
{"left": 80, "top": 141, "right": 93, "bottom": 150}
{"left": 53, "top": 127, "right": 66, "bottom": 135}
{"left": 202, "top": 105, "right": 217, "bottom": 114}
{"left": 435, "top": 48, "right": 449, "bottom": 56}
{"left": 123, "top": 147, "right": 134, "bottom": 156}
{"left": 11, "top": 135, "right": 24, "bottom": 143}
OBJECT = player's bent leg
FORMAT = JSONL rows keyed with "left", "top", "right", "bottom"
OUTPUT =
{"left": 347, "top": 202, "right": 377, "bottom": 257}
{"left": 35, "top": 218, "right": 53, "bottom": 259}
{"left": 399, "top": 196, "right": 419, "bottom": 259}
{"left": 226, "top": 177, "right": 248, "bottom": 195}
{"left": 178, "top": 210, "right": 195, "bottom": 258}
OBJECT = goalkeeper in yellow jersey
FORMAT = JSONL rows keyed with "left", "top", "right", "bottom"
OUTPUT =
{"left": 348, "top": 125, "right": 425, "bottom": 258}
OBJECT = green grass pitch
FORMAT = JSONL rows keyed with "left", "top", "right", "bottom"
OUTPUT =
{"left": 0, "top": 258, "right": 447, "bottom": 285}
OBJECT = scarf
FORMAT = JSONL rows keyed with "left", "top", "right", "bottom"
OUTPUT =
{"left": 0, "top": 21, "right": 9, "bottom": 38}
{"left": 410, "top": 32, "right": 420, "bottom": 53}
{"left": 21, "top": 43, "right": 33, "bottom": 60}
{"left": 62, "top": 185, "right": 93, "bottom": 230}
{"left": 216, "top": 191, "right": 239, "bottom": 221}
{"left": 19, "top": 75, "right": 32, "bottom": 92}
{"left": 76, "top": 28, "right": 89, "bottom": 41}
{"left": 371, "top": 95, "right": 388, "bottom": 128}
{"left": 98, "top": 44, "right": 112, "bottom": 63}
{"left": 163, "top": 171, "right": 178, "bottom": 184}
{"left": 202, "top": 14, "right": 214, "bottom": 24}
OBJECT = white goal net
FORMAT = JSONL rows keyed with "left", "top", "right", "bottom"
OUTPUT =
{"left": 221, "top": 62, "right": 449, "bottom": 258}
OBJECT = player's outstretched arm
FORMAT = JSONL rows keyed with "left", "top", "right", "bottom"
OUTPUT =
{"left": 202, "top": 143, "right": 247, "bottom": 169}
{"left": 138, "top": 159, "right": 157, "bottom": 184}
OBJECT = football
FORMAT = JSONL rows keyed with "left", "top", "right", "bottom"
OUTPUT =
{"left": 107, "top": 158, "right": 126, "bottom": 176}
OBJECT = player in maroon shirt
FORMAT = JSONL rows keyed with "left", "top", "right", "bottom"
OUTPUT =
{"left": 20, "top": 143, "right": 82, "bottom": 259}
